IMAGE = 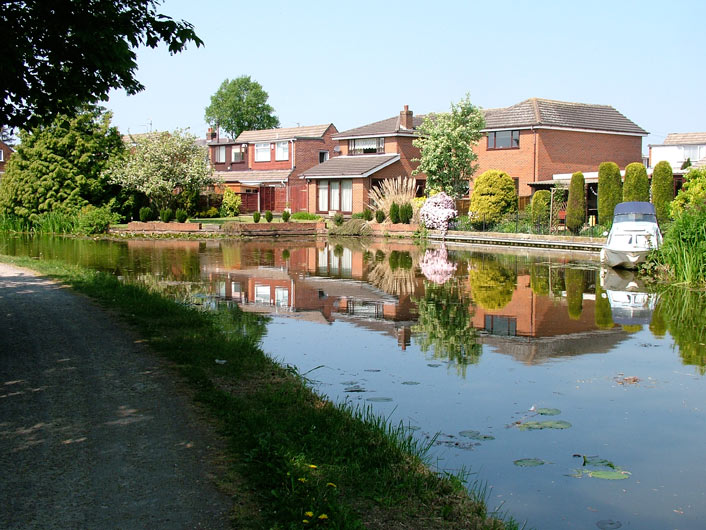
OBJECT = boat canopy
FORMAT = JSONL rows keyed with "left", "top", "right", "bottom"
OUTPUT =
{"left": 614, "top": 202, "right": 656, "bottom": 216}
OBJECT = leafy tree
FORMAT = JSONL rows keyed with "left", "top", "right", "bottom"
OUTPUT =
{"left": 651, "top": 160, "right": 674, "bottom": 224}
{"left": 107, "top": 129, "right": 214, "bottom": 211}
{"left": 468, "top": 169, "right": 517, "bottom": 227}
{"left": 1, "top": 0, "right": 202, "bottom": 129}
{"left": 530, "top": 190, "right": 550, "bottom": 227}
{"left": 220, "top": 188, "right": 242, "bottom": 216}
{"left": 0, "top": 107, "right": 124, "bottom": 221}
{"left": 670, "top": 167, "right": 706, "bottom": 216}
{"left": 623, "top": 162, "right": 649, "bottom": 202}
{"left": 566, "top": 171, "right": 586, "bottom": 233}
{"left": 597, "top": 161, "right": 622, "bottom": 225}
{"left": 413, "top": 94, "right": 485, "bottom": 198}
{"left": 204, "top": 76, "right": 279, "bottom": 139}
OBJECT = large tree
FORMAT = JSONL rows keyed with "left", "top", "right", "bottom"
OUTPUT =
{"left": 1, "top": 0, "right": 202, "bottom": 129}
{"left": 0, "top": 107, "right": 124, "bottom": 220}
{"left": 413, "top": 94, "right": 485, "bottom": 198}
{"left": 107, "top": 129, "right": 214, "bottom": 211}
{"left": 204, "top": 76, "right": 280, "bottom": 139}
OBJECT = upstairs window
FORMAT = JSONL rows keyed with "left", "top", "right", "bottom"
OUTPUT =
{"left": 214, "top": 145, "right": 226, "bottom": 163}
{"left": 231, "top": 145, "right": 245, "bottom": 163}
{"left": 255, "top": 142, "right": 270, "bottom": 162}
{"left": 349, "top": 137, "right": 384, "bottom": 155}
{"left": 487, "top": 130, "right": 520, "bottom": 149}
{"left": 275, "top": 141, "right": 289, "bottom": 161}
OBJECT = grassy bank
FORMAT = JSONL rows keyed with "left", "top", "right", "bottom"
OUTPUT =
{"left": 0, "top": 255, "right": 517, "bottom": 529}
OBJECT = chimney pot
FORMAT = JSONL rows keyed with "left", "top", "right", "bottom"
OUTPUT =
{"left": 400, "top": 105, "right": 413, "bottom": 130}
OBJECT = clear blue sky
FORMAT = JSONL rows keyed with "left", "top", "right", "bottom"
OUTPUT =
{"left": 105, "top": 0, "right": 705, "bottom": 154}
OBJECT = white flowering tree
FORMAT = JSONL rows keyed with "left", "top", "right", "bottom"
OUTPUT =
{"left": 107, "top": 129, "right": 214, "bottom": 211}
{"left": 419, "top": 192, "right": 458, "bottom": 234}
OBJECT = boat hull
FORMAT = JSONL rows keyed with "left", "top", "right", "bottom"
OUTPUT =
{"left": 600, "top": 247, "right": 650, "bottom": 269}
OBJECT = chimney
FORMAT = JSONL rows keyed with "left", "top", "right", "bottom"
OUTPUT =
{"left": 207, "top": 127, "right": 216, "bottom": 141}
{"left": 400, "top": 105, "right": 413, "bottom": 130}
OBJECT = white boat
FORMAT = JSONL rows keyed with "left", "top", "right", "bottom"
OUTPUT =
{"left": 600, "top": 202, "right": 662, "bottom": 269}
{"left": 600, "top": 268, "right": 658, "bottom": 325}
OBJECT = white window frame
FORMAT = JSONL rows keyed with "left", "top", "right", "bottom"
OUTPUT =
{"left": 275, "top": 141, "right": 289, "bottom": 161}
{"left": 330, "top": 180, "right": 340, "bottom": 211}
{"left": 317, "top": 180, "right": 329, "bottom": 212}
{"left": 215, "top": 145, "right": 225, "bottom": 163}
{"left": 255, "top": 142, "right": 270, "bottom": 162}
{"left": 341, "top": 180, "right": 353, "bottom": 212}
{"left": 0, "top": 150, "right": 4, "bottom": 162}
{"left": 231, "top": 145, "right": 244, "bottom": 163}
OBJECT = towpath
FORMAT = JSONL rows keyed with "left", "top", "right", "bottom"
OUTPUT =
{"left": 0, "top": 262, "right": 231, "bottom": 529}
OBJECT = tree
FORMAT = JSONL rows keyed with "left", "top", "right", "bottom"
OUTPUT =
{"left": 622, "top": 162, "right": 649, "bottom": 202}
{"left": 1, "top": 0, "right": 202, "bottom": 129}
{"left": 204, "top": 76, "right": 279, "bottom": 139}
{"left": 597, "top": 161, "right": 622, "bottom": 225}
{"left": 530, "top": 190, "right": 550, "bottom": 227}
{"left": 107, "top": 129, "right": 214, "bottom": 211}
{"left": 0, "top": 107, "right": 124, "bottom": 221}
{"left": 566, "top": 171, "right": 586, "bottom": 233}
{"left": 670, "top": 168, "right": 706, "bottom": 216}
{"left": 468, "top": 169, "right": 517, "bottom": 227}
{"left": 651, "top": 160, "right": 674, "bottom": 224}
{"left": 413, "top": 94, "right": 485, "bottom": 198}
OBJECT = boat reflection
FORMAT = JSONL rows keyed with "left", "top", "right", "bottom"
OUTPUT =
{"left": 600, "top": 267, "right": 658, "bottom": 327}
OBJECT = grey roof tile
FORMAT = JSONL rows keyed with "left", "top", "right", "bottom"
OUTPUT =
{"left": 663, "top": 132, "right": 706, "bottom": 145}
{"left": 301, "top": 154, "right": 399, "bottom": 177}
{"left": 216, "top": 169, "right": 292, "bottom": 184}
{"left": 235, "top": 124, "right": 333, "bottom": 143}
{"left": 333, "top": 115, "right": 426, "bottom": 138}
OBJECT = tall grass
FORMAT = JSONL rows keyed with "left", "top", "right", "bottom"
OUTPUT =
{"left": 658, "top": 207, "right": 706, "bottom": 286}
{"left": 0, "top": 212, "right": 78, "bottom": 234}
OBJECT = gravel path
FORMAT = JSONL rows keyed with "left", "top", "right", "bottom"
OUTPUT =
{"left": 0, "top": 263, "right": 232, "bottom": 529}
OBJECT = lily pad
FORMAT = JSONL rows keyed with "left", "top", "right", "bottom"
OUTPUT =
{"left": 596, "top": 519, "right": 622, "bottom": 529}
{"left": 427, "top": 363, "right": 442, "bottom": 367}
{"left": 513, "top": 458, "right": 545, "bottom": 467}
{"left": 535, "top": 408, "right": 561, "bottom": 416}
{"left": 588, "top": 469, "right": 631, "bottom": 480}
{"left": 517, "top": 420, "right": 572, "bottom": 431}
{"left": 459, "top": 430, "right": 495, "bottom": 441}
{"left": 401, "top": 381, "right": 420, "bottom": 385}
{"left": 582, "top": 455, "right": 616, "bottom": 469}
{"left": 366, "top": 397, "right": 393, "bottom": 402}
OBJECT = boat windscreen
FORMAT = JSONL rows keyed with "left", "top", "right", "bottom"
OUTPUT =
{"left": 614, "top": 212, "right": 657, "bottom": 223}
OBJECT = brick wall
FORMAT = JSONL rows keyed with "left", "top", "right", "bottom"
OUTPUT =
{"left": 289, "top": 124, "right": 339, "bottom": 212}
{"left": 0, "top": 141, "right": 15, "bottom": 175}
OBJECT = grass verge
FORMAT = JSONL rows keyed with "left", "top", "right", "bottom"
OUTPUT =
{"left": 0, "top": 255, "right": 518, "bottom": 530}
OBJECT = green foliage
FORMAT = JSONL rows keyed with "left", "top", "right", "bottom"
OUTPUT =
{"left": 651, "top": 160, "right": 674, "bottom": 224}
{"left": 566, "top": 171, "right": 586, "bottom": 233}
{"left": 175, "top": 209, "right": 188, "bottom": 223}
{"left": 623, "top": 162, "right": 649, "bottom": 202}
{"left": 389, "top": 202, "right": 400, "bottom": 224}
{"left": 290, "top": 211, "right": 321, "bottom": 221}
{"left": 281, "top": 210, "right": 290, "bottom": 222}
{"left": 597, "top": 162, "right": 622, "bottom": 225}
{"left": 530, "top": 190, "right": 551, "bottom": 227}
{"left": 139, "top": 207, "right": 153, "bottom": 222}
{"left": 362, "top": 208, "right": 373, "bottom": 221}
{"left": 399, "top": 202, "right": 413, "bottom": 224}
{"left": 594, "top": 283, "right": 614, "bottom": 329}
{"left": 468, "top": 169, "right": 518, "bottom": 227}
{"left": 264, "top": 210, "right": 273, "bottom": 223}
{"left": 0, "top": 107, "right": 125, "bottom": 221}
{"left": 76, "top": 205, "right": 118, "bottom": 235}
{"left": 681, "top": 158, "right": 692, "bottom": 170}
{"left": 252, "top": 211, "right": 261, "bottom": 223}
{"left": 671, "top": 168, "right": 706, "bottom": 217}
{"left": 468, "top": 256, "right": 516, "bottom": 310}
{"left": 333, "top": 212, "right": 344, "bottom": 226}
{"left": 530, "top": 264, "right": 550, "bottom": 295}
{"left": 204, "top": 76, "right": 279, "bottom": 139}
{"left": 375, "top": 210, "right": 385, "bottom": 223}
{"left": 565, "top": 268, "right": 586, "bottom": 320}
{"left": 413, "top": 94, "right": 485, "bottom": 198}
{"left": 657, "top": 204, "right": 706, "bottom": 285}
{"left": 1, "top": 1, "right": 202, "bottom": 129}
{"left": 159, "top": 208, "right": 173, "bottom": 223}
{"left": 220, "top": 188, "right": 241, "bottom": 216}
{"left": 107, "top": 129, "right": 213, "bottom": 211}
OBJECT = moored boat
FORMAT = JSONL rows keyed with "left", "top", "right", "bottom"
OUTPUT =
{"left": 600, "top": 202, "right": 662, "bottom": 269}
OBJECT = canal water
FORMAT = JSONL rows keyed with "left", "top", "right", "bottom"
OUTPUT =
{"left": 2, "top": 235, "right": 705, "bottom": 530}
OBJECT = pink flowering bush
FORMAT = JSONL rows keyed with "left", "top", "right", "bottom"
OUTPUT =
{"left": 419, "top": 192, "right": 457, "bottom": 234}
{"left": 420, "top": 245, "right": 457, "bottom": 284}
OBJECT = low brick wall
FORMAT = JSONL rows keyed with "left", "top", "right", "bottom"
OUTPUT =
{"left": 126, "top": 221, "right": 202, "bottom": 232}
{"left": 225, "top": 221, "right": 326, "bottom": 237}
{"left": 368, "top": 223, "right": 419, "bottom": 237}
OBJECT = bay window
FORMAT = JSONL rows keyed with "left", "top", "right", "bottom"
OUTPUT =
{"left": 317, "top": 179, "right": 353, "bottom": 212}
{"left": 255, "top": 142, "right": 270, "bottom": 162}
{"left": 330, "top": 180, "right": 340, "bottom": 211}
{"left": 349, "top": 137, "right": 384, "bottom": 155}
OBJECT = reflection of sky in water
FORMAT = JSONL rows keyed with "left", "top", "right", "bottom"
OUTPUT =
{"left": 263, "top": 317, "right": 706, "bottom": 530}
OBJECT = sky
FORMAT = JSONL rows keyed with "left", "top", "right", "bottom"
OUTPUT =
{"left": 105, "top": 0, "right": 706, "bottom": 154}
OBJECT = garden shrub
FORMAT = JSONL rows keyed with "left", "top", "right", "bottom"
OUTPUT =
{"left": 139, "top": 206, "right": 153, "bottom": 223}
{"left": 530, "top": 190, "right": 550, "bottom": 227}
{"left": 327, "top": 219, "right": 371, "bottom": 236}
{"left": 368, "top": 176, "right": 417, "bottom": 220}
{"left": 419, "top": 192, "right": 457, "bottom": 234}
{"left": 333, "top": 212, "right": 344, "bottom": 226}
{"left": 76, "top": 205, "right": 118, "bottom": 235}
{"left": 399, "top": 202, "right": 413, "bottom": 224}
{"left": 159, "top": 208, "right": 173, "bottom": 223}
{"left": 282, "top": 249, "right": 290, "bottom": 260}
{"left": 389, "top": 251, "right": 400, "bottom": 271}
{"left": 566, "top": 171, "right": 586, "bottom": 233}
{"left": 651, "top": 160, "right": 674, "bottom": 224}
{"left": 598, "top": 161, "right": 622, "bottom": 225}
{"left": 220, "top": 188, "right": 242, "bottom": 217}
{"left": 363, "top": 208, "right": 373, "bottom": 221}
{"left": 671, "top": 168, "right": 706, "bottom": 217}
{"left": 623, "top": 162, "right": 649, "bottom": 202}
{"left": 253, "top": 211, "right": 261, "bottom": 223}
{"left": 375, "top": 210, "right": 385, "bottom": 223}
{"left": 281, "top": 210, "right": 290, "bottom": 222}
{"left": 290, "top": 211, "right": 320, "bottom": 220}
{"left": 175, "top": 208, "right": 188, "bottom": 223}
{"left": 468, "top": 169, "right": 517, "bottom": 227}
{"left": 265, "top": 210, "right": 273, "bottom": 223}
{"left": 389, "top": 202, "right": 400, "bottom": 224}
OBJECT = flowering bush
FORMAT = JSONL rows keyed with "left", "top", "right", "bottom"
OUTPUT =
{"left": 419, "top": 192, "right": 457, "bottom": 234}
{"left": 420, "top": 245, "right": 457, "bottom": 284}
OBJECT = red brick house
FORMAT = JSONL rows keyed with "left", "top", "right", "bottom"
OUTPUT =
{"left": 301, "top": 106, "right": 426, "bottom": 216}
{"left": 0, "top": 140, "right": 15, "bottom": 180}
{"left": 206, "top": 124, "right": 338, "bottom": 213}
{"left": 474, "top": 98, "right": 647, "bottom": 204}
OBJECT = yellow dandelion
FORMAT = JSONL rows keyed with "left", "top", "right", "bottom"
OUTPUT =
{"left": 302, "top": 519, "right": 310, "bottom": 524}
{"left": 298, "top": 477, "right": 307, "bottom": 483}
{"left": 318, "top": 514, "right": 329, "bottom": 520}
{"left": 308, "top": 464, "right": 317, "bottom": 469}
{"left": 326, "top": 482, "right": 337, "bottom": 488}
{"left": 304, "top": 511, "right": 314, "bottom": 517}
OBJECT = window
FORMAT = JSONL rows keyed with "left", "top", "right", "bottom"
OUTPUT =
{"left": 214, "top": 145, "right": 225, "bottom": 163}
{"left": 317, "top": 180, "right": 328, "bottom": 211}
{"left": 319, "top": 151, "right": 329, "bottom": 163}
{"left": 341, "top": 180, "right": 353, "bottom": 212}
{"left": 316, "top": 179, "right": 353, "bottom": 212}
{"left": 484, "top": 315, "right": 517, "bottom": 336}
{"left": 0, "top": 150, "right": 4, "bottom": 162}
{"left": 275, "top": 141, "right": 289, "bottom": 161}
{"left": 255, "top": 142, "right": 270, "bottom": 162}
{"left": 349, "top": 137, "right": 384, "bottom": 155}
{"left": 275, "top": 287, "right": 289, "bottom": 307}
{"left": 330, "top": 180, "right": 340, "bottom": 211}
{"left": 231, "top": 145, "right": 244, "bottom": 163}
{"left": 254, "top": 284, "right": 270, "bottom": 304}
{"left": 487, "top": 130, "right": 520, "bottom": 149}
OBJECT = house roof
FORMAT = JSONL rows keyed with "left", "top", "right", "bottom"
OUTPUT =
{"left": 301, "top": 154, "right": 400, "bottom": 178}
{"left": 216, "top": 169, "right": 292, "bottom": 185}
{"left": 482, "top": 98, "right": 648, "bottom": 135}
{"left": 235, "top": 124, "right": 333, "bottom": 143}
{"left": 663, "top": 132, "right": 706, "bottom": 145}
{"left": 333, "top": 115, "right": 426, "bottom": 139}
